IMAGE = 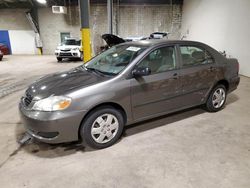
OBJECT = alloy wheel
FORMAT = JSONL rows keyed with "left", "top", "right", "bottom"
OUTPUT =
{"left": 91, "top": 114, "right": 119, "bottom": 144}
{"left": 212, "top": 88, "right": 226, "bottom": 108}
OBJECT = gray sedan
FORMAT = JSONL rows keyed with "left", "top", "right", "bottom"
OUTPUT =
{"left": 19, "top": 40, "right": 240, "bottom": 149}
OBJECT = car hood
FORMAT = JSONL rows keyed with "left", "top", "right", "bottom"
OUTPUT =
{"left": 26, "top": 67, "right": 109, "bottom": 100}
{"left": 102, "top": 34, "right": 125, "bottom": 47}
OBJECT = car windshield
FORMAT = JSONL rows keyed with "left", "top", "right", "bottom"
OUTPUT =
{"left": 63, "top": 39, "right": 80, "bottom": 46}
{"left": 83, "top": 44, "right": 146, "bottom": 76}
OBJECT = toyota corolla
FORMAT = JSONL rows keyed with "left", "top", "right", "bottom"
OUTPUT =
{"left": 19, "top": 40, "right": 240, "bottom": 149}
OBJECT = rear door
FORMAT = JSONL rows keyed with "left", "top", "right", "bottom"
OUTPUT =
{"left": 130, "top": 45, "right": 182, "bottom": 120}
{"left": 178, "top": 45, "right": 217, "bottom": 107}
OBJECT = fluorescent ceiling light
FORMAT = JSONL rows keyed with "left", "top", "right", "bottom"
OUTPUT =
{"left": 36, "top": 0, "right": 47, "bottom": 4}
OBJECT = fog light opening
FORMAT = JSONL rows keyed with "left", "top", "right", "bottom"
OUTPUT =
{"left": 37, "top": 131, "right": 59, "bottom": 138}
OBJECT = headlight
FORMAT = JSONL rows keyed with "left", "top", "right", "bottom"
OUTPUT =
{"left": 72, "top": 48, "right": 79, "bottom": 51}
{"left": 32, "top": 96, "right": 71, "bottom": 112}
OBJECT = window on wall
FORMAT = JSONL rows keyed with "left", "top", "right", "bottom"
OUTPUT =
{"left": 180, "top": 46, "right": 214, "bottom": 67}
{"left": 137, "top": 46, "right": 176, "bottom": 74}
{"left": 60, "top": 32, "right": 70, "bottom": 43}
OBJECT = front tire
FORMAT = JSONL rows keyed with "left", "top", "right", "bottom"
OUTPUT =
{"left": 205, "top": 84, "right": 227, "bottom": 112}
{"left": 80, "top": 106, "right": 124, "bottom": 149}
{"left": 57, "top": 57, "right": 62, "bottom": 62}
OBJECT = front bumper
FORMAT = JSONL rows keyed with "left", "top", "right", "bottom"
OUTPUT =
{"left": 19, "top": 102, "right": 87, "bottom": 144}
{"left": 55, "top": 50, "right": 81, "bottom": 58}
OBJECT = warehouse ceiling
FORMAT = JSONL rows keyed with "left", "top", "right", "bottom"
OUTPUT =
{"left": 0, "top": 0, "right": 182, "bottom": 8}
{"left": 0, "top": 0, "right": 34, "bottom": 8}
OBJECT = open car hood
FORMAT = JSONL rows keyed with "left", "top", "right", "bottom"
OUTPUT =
{"left": 102, "top": 34, "right": 125, "bottom": 47}
{"left": 149, "top": 32, "right": 168, "bottom": 39}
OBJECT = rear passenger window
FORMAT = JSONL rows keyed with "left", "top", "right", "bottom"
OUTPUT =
{"left": 180, "top": 46, "right": 213, "bottom": 67}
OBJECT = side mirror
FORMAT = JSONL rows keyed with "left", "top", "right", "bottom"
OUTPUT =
{"left": 132, "top": 67, "right": 151, "bottom": 77}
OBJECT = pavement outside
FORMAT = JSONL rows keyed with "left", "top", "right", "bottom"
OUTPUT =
{"left": 0, "top": 55, "right": 249, "bottom": 188}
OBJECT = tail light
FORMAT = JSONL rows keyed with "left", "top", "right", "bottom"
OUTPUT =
{"left": 237, "top": 61, "right": 239, "bottom": 74}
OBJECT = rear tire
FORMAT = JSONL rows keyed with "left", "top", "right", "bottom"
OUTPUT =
{"left": 57, "top": 57, "right": 62, "bottom": 62}
{"left": 205, "top": 84, "right": 227, "bottom": 112}
{"left": 80, "top": 106, "right": 124, "bottom": 149}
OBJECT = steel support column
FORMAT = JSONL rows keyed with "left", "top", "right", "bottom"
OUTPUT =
{"left": 107, "top": 0, "right": 113, "bottom": 34}
{"left": 79, "top": 0, "right": 92, "bottom": 62}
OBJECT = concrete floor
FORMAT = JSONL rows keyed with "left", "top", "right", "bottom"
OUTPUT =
{"left": 0, "top": 55, "right": 249, "bottom": 188}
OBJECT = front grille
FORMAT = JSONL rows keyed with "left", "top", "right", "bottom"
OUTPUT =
{"left": 24, "top": 92, "right": 33, "bottom": 107}
{"left": 61, "top": 49, "right": 70, "bottom": 52}
{"left": 60, "top": 52, "right": 72, "bottom": 57}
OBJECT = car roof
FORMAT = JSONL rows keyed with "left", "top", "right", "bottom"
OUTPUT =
{"left": 123, "top": 39, "right": 207, "bottom": 47}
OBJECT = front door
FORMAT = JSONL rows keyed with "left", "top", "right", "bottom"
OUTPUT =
{"left": 130, "top": 46, "right": 181, "bottom": 121}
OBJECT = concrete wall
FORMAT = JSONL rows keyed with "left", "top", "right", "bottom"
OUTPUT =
{"left": 181, "top": 0, "right": 250, "bottom": 77}
{"left": 0, "top": 9, "right": 31, "bottom": 30}
{"left": 38, "top": 4, "right": 182, "bottom": 55}
{"left": 38, "top": 7, "right": 81, "bottom": 55}
{"left": 117, "top": 5, "right": 182, "bottom": 40}
{"left": 0, "top": 5, "right": 182, "bottom": 55}
{"left": 0, "top": 9, "right": 37, "bottom": 54}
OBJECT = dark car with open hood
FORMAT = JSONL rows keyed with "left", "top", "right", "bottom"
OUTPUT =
{"left": 19, "top": 39, "right": 240, "bottom": 149}
{"left": 100, "top": 32, "right": 168, "bottom": 52}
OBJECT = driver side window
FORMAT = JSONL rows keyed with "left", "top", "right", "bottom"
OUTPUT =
{"left": 137, "top": 46, "right": 176, "bottom": 74}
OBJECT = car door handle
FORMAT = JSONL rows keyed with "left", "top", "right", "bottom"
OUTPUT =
{"left": 173, "top": 73, "right": 178, "bottom": 79}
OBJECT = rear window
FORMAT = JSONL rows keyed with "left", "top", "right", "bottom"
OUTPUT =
{"left": 180, "top": 46, "right": 214, "bottom": 67}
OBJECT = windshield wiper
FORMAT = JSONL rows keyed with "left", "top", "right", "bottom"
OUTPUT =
{"left": 100, "top": 71, "right": 117, "bottom": 76}
{"left": 86, "top": 67, "right": 103, "bottom": 75}
{"left": 85, "top": 66, "right": 117, "bottom": 76}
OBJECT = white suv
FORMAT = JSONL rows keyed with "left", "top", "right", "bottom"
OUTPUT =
{"left": 55, "top": 38, "right": 82, "bottom": 61}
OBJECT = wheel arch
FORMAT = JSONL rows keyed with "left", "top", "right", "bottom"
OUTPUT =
{"left": 205, "top": 79, "right": 229, "bottom": 103}
{"left": 204, "top": 80, "right": 228, "bottom": 112}
{"left": 77, "top": 102, "right": 127, "bottom": 140}
{"left": 216, "top": 79, "right": 229, "bottom": 91}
